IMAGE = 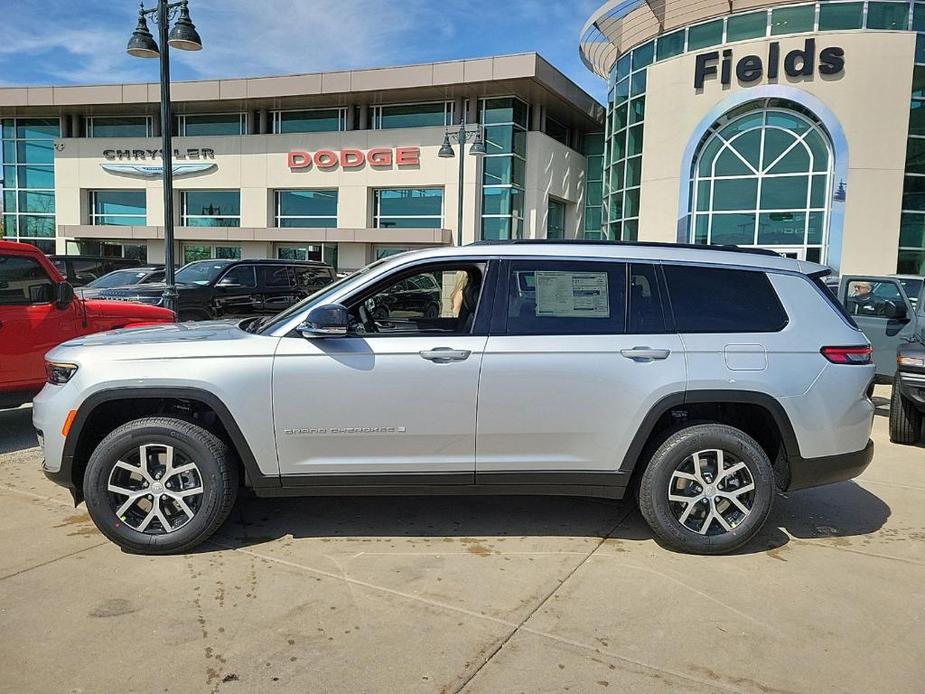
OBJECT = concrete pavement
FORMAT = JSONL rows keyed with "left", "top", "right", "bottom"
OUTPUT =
{"left": 0, "top": 386, "right": 922, "bottom": 693}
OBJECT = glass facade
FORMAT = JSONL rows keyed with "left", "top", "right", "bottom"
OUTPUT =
{"left": 181, "top": 190, "right": 241, "bottom": 227}
{"left": 273, "top": 109, "right": 345, "bottom": 133}
{"left": 547, "top": 198, "right": 566, "bottom": 239}
{"left": 602, "top": 0, "right": 925, "bottom": 269}
{"left": 1, "top": 117, "right": 59, "bottom": 252}
{"left": 176, "top": 113, "right": 245, "bottom": 136}
{"left": 182, "top": 244, "right": 241, "bottom": 264}
{"left": 480, "top": 97, "right": 528, "bottom": 240}
{"left": 689, "top": 104, "right": 831, "bottom": 262}
{"left": 372, "top": 102, "right": 453, "bottom": 129}
{"left": 275, "top": 190, "right": 338, "bottom": 228}
{"left": 87, "top": 116, "right": 152, "bottom": 138}
{"left": 581, "top": 132, "right": 605, "bottom": 239}
{"left": 91, "top": 190, "right": 147, "bottom": 226}
{"left": 373, "top": 188, "right": 443, "bottom": 228}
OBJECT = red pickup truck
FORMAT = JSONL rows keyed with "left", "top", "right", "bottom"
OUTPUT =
{"left": 0, "top": 241, "right": 175, "bottom": 408}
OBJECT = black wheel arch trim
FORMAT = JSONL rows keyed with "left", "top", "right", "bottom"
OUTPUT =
{"left": 56, "top": 387, "right": 278, "bottom": 497}
{"left": 619, "top": 389, "right": 802, "bottom": 476}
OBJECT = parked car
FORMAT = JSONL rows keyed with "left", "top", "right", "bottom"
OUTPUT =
{"left": 0, "top": 241, "right": 174, "bottom": 409}
{"left": 49, "top": 255, "right": 143, "bottom": 287}
{"left": 889, "top": 340, "right": 925, "bottom": 444}
{"left": 95, "top": 258, "right": 336, "bottom": 322}
{"left": 78, "top": 266, "right": 166, "bottom": 299}
{"left": 833, "top": 275, "right": 925, "bottom": 380}
{"left": 35, "top": 241, "right": 874, "bottom": 556}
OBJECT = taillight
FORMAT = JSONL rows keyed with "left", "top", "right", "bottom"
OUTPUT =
{"left": 821, "top": 345, "right": 872, "bottom": 364}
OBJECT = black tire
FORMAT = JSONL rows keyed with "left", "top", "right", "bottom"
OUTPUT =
{"left": 83, "top": 417, "right": 238, "bottom": 554}
{"left": 890, "top": 376, "right": 922, "bottom": 444}
{"left": 638, "top": 424, "right": 774, "bottom": 555}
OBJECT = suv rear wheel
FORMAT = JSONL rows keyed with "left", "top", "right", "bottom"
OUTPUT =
{"left": 83, "top": 417, "right": 238, "bottom": 554}
{"left": 638, "top": 424, "right": 774, "bottom": 555}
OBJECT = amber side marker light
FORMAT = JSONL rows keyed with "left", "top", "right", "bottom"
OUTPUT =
{"left": 61, "top": 410, "right": 78, "bottom": 438}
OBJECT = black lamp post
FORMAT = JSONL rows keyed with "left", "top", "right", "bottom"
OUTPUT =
{"left": 438, "top": 122, "right": 485, "bottom": 247}
{"left": 127, "top": 0, "right": 202, "bottom": 315}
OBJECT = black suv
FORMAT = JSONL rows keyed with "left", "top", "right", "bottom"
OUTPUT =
{"left": 49, "top": 255, "right": 143, "bottom": 287}
{"left": 889, "top": 339, "right": 925, "bottom": 444}
{"left": 97, "top": 258, "right": 336, "bottom": 321}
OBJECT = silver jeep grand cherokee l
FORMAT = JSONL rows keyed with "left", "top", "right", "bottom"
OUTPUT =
{"left": 33, "top": 242, "right": 875, "bottom": 555}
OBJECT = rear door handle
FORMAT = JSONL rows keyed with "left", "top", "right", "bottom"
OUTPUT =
{"left": 419, "top": 348, "right": 471, "bottom": 363}
{"left": 620, "top": 346, "right": 671, "bottom": 362}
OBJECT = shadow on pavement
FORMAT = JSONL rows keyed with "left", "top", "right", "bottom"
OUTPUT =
{"left": 0, "top": 406, "right": 37, "bottom": 455}
{"left": 208, "top": 478, "right": 890, "bottom": 557}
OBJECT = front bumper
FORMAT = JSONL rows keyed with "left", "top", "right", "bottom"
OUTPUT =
{"left": 897, "top": 370, "right": 925, "bottom": 408}
{"left": 786, "top": 439, "right": 874, "bottom": 491}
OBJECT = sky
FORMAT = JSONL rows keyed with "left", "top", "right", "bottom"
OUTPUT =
{"left": 0, "top": 0, "right": 607, "bottom": 103}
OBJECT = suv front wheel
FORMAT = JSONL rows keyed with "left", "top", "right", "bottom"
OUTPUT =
{"left": 638, "top": 424, "right": 774, "bottom": 555}
{"left": 83, "top": 417, "right": 238, "bottom": 554}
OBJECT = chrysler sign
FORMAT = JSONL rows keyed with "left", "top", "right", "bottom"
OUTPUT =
{"left": 287, "top": 147, "right": 420, "bottom": 170}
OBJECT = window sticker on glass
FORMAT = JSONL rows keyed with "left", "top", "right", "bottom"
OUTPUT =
{"left": 535, "top": 271, "right": 610, "bottom": 318}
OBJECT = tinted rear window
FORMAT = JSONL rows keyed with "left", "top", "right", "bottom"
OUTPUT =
{"left": 663, "top": 265, "right": 788, "bottom": 333}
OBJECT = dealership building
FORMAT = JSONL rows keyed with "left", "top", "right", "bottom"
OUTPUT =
{"left": 580, "top": 0, "right": 925, "bottom": 273}
{"left": 5, "top": 2, "right": 925, "bottom": 274}
{"left": 0, "top": 54, "right": 603, "bottom": 271}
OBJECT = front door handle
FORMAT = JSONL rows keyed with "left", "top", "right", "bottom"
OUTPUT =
{"left": 620, "top": 346, "right": 671, "bottom": 362}
{"left": 420, "top": 348, "right": 471, "bottom": 363}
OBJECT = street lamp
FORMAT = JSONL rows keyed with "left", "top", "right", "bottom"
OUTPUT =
{"left": 127, "top": 0, "right": 203, "bottom": 315}
{"left": 438, "top": 122, "right": 485, "bottom": 247}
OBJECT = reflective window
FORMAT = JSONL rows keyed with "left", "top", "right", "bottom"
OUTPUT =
{"left": 274, "top": 109, "right": 344, "bottom": 133}
{"left": 544, "top": 117, "right": 570, "bottom": 146}
{"left": 547, "top": 198, "right": 566, "bottom": 239}
{"left": 275, "top": 190, "right": 338, "bottom": 228}
{"left": 0, "top": 255, "right": 54, "bottom": 305}
{"left": 91, "top": 190, "right": 146, "bottom": 226}
{"left": 504, "top": 260, "right": 627, "bottom": 336}
{"left": 1, "top": 118, "right": 58, "bottom": 248}
{"left": 867, "top": 1, "right": 909, "bottom": 29}
{"left": 481, "top": 97, "right": 528, "bottom": 240}
{"left": 348, "top": 264, "right": 484, "bottom": 335}
{"left": 373, "top": 188, "right": 443, "bottom": 228}
{"left": 656, "top": 30, "right": 685, "bottom": 60}
{"left": 771, "top": 5, "right": 815, "bottom": 34}
{"left": 217, "top": 264, "right": 257, "bottom": 289}
{"left": 373, "top": 102, "right": 451, "bottom": 129}
{"left": 629, "top": 263, "right": 666, "bottom": 333}
{"left": 726, "top": 12, "right": 768, "bottom": 43}
{"left": 181, "top": 191, "right": 241, "bottom": 227}
{"left": 818, "top": 2, "right": 864, "bottom": 30}
{"left": 687, "top": 19, "right": 723, "bottom": 50}
{"left": 482, "top": 98, "right": 528, "bottom": 128}
{"left": 88, "top": 116, "right": 151, "bottom": 138}
{"left": 664, "top": 265, "right": 788, "bottom": 333}
{"left": 689, "top": 103, "right": 832, "bottom": 259}
{"left": 176, "top": 113, "right": 244, "bottom": 136}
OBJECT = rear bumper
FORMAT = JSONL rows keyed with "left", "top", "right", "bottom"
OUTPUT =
{"left": 786, "top": 439, "right": 874, "bottom": 491}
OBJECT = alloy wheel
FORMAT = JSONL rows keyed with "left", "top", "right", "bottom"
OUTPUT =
{"left": 106, "top": 443, "right": 204, "bottom": 534}
{"left": 667, "top": 449, "right": 756, "bottom": 535}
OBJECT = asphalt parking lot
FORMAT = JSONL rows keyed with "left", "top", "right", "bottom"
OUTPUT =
{"left": 0, "top": 385, "right": 922, "bottom": 694}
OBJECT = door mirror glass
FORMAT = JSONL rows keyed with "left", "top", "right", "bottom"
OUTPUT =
{"left": 55, "top": 281, "right": 75, "bottom": 309}
{"left": 298, "top": 303, "right": 349, "bottom": 338}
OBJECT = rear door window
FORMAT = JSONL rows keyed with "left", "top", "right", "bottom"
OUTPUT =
{"left": 504, "top": 260, "right": 626, "bottom": 335}
{"left": 663, "top": 264, "right": 788, "bottom": 333}
{"left": 258, "top": 266, "right": 293, "bottom": 289}
{"left": 628, "top": 263, "right": 666, "bottom": 333}
{"left": 218, "top": 265, "right": 257, "bottom": 288}
{"left": 291, "top": 266, "right": 333, "bottom": 291}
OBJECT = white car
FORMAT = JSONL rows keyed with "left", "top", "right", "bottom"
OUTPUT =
{"left": 34, "top": 241, "right": 875, "bottom": 555}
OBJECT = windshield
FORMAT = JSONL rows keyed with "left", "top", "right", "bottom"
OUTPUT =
{"left": 256, "top": 259, "right": 390, "bottom": 335}
{"left": 86, "top": 269, "right": 153, "bottom": 289}
{"left": 175, "top": 260, "right": 232, "bottom": 286}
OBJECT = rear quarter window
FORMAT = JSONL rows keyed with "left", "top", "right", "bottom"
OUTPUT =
{"left": 663, "top": 264, "right": 788, "bottom": 333}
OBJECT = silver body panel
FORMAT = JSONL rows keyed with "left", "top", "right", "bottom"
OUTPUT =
{"left": 33, "top": 243, "right": 874, "bottom": 489}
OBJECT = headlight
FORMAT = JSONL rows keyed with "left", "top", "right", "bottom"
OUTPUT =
{"left": 898, "top": 355, "right": 925, "bottom": 367}
{"left": 45, "top": 361, "right": 79, "bottom": 385}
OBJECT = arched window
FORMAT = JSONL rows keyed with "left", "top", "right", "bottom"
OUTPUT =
{"left": 689, "top": 100, "right": 833, "bottom": 263}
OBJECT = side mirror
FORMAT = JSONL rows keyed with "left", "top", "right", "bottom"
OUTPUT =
{"left": 884, "top": 299, "right": 908, "bottom": 320}
{"left": 55, "top": 281, "right": 75, "bottom": 309}
{"left": 297, "top": 303, "right": 349, "bottom": 338}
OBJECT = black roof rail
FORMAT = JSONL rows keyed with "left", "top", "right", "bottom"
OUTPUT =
{"left": 467, "top": 239, "right": 782, "bottom": 258}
